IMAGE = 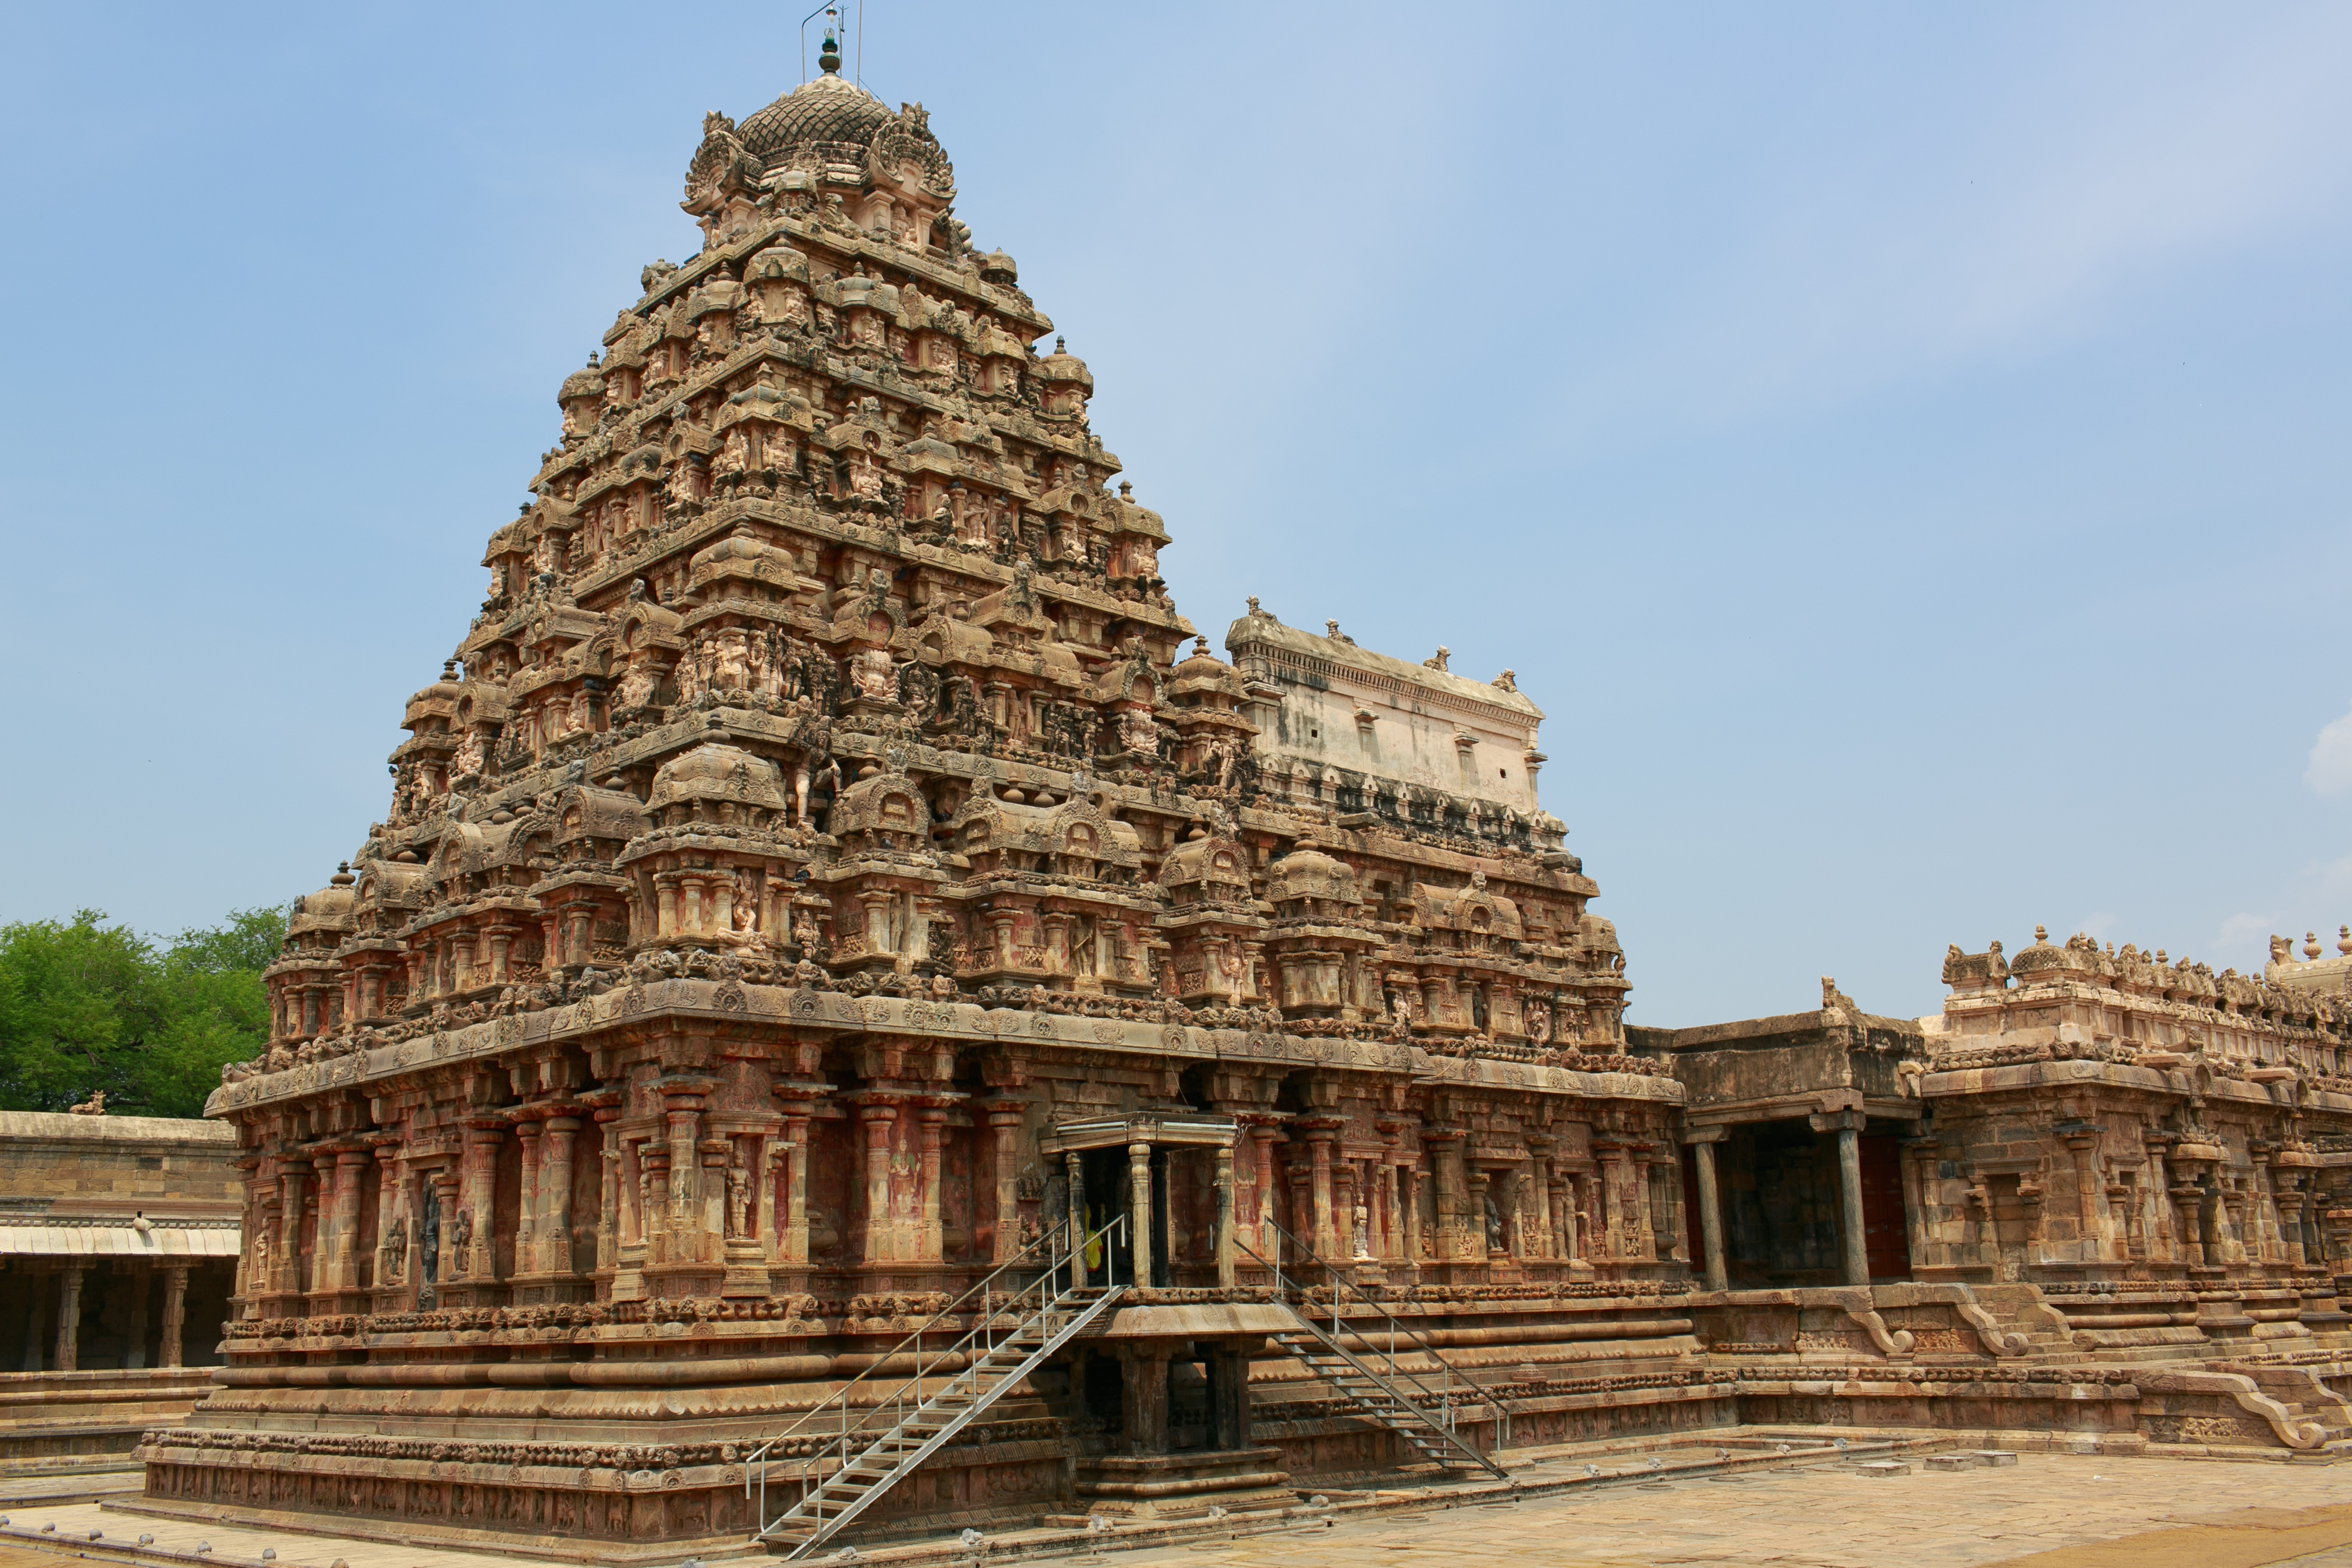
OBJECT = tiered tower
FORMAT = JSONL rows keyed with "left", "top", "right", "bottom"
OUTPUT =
{"left": 164, "top": 55, "right": 1689, "bottom": 1548}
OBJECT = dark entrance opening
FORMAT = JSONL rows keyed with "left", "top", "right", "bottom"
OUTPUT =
{"left": 1859, "top": 1133, "right": 1913, "bottom": 1282}
{"left": 1081, "top": 1351, "right": 1123, "bottom": 1436}
{"left": 1076, "top": 1147, "right": 1171, "bottom": 1286}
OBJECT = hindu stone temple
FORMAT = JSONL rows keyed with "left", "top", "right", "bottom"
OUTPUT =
{"left": 134, "top": 38, "right": 2352, "bottom": 1561}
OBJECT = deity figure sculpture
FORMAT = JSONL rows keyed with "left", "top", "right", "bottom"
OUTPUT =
{"left": 1483, "top": 1191, "right": 1505, "bottom": 1254}
{"left": 851, "top": 647, "right": 895, "bottom": 701}
{"left": 725, "top": 1147, "right": 750, "bottom": 1239}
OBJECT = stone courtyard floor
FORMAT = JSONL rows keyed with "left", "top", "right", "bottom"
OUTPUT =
{"left": 9, "top": 1449, "right": 2352, "bottom": 1568}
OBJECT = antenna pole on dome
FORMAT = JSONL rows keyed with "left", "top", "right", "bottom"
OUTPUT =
{"left": 856, "top": 0, "right": 866, "bottom": 90}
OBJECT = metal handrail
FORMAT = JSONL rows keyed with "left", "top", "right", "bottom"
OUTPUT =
{"left": 1237, "top": 1216, "right": 1501, "bottom": 1433}
{"left": 743, "top": 1211, "right": 1098, "bottom": 1468}
{"left": 747, "top": 1213, "right": 1129, "bottom": 1546}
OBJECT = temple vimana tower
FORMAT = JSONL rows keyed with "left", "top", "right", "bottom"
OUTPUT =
{"left": 147, "top": 40, "right": 2352, "bottom": 1558}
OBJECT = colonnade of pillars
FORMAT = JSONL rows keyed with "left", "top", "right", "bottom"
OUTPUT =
{"left": 14, "top": 1261, "right": 197, "bottom": 1371}
{"left": 244, "top": 1088, "right": 1050, "bottom": 1313}
{"left": 1213, "top": 1122, "right": 1683, "bottom": 1274}
{"left": 1683, "top": 1112, "right": 1874, "bottom": 1291}
{"left": 1896, "top": 1131, "right": 2337, "bottom": 1275}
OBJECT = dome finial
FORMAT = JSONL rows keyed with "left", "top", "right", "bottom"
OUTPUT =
{"left": 818, "top": 7, "right": 843, "bottom": 75}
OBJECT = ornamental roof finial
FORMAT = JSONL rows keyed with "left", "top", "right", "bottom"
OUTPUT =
{"left": 818, "top": 9, "right": 843, "bottom": 75}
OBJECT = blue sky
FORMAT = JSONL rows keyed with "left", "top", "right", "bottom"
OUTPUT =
{"left": 2, "top": 2, "right": 2348, "bottom": 1025}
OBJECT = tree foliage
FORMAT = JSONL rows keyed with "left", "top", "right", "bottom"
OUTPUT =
{"left": 0, "top": 907, "right": 286, "bottom": 1119}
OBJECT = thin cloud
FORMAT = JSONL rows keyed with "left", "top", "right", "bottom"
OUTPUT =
{"left": 2307, "top": 703, "right": 2352, "bottom": 795}
{"left": 2217, "top": 911, "right": 2277, "bottom": 962}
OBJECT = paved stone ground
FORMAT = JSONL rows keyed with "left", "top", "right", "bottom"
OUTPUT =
{"left": 4, "top": 1453, "right": 2352, "bottom": 1568}
{"left": 1105, "top": 1454, "right": 2352, "bottom": 1568}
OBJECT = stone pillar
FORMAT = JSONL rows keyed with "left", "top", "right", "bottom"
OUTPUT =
{"left": 1251, "top": 1126, "right": 1281, "bottom": 1259}
{"left": 1306, "top": 1128, "right": 1337, "bottom": 1260}
{"left": 54, "top": 1264, "right": 83, "bottom": 1372}
{"left": 159, "top": 1265, "right": 188, "bottom": 1368}
{"left": 2063, "top": 1131, "right": 2104, "bottom": 1262}
{"left": 988, "top": 1105, "right": 1023, "bottom": 1264}
{"left": 1632, "top": 1150, "right": 1659, "bottom": 1262}
{"left": 754, "top": 1134, "right": 780, "bottom": 1257}
{"left": 1129, "top": 1140, "right": 1153, "bottom": 1286}
{"left": 700, "top": 1137, "right": 731, "bottom": 1252}
{"left": 1384, "top": 1162, "right": 1404, "bottom": 1261}
{"left": 372, "top": 1142, "right": 404, "bottom": 1294}
{"left": 1809, "top": 1111, "right": 1870, "bottom": 1287}
{"left": 1207, "top": 1346, "right": 1250, "bottom": 1452}
{"left": 1402, "top": 1162, "right": 1424, "bottom": 1263}
{"left": 782, "top": 1112, "right": 812, "bottom": 1266}
{"left": 542, "top": 1115, "right": 581, "bottom": 1275}
{"left": 917, "top": 1108, "right": 949, "bottom": 1264}
{"left": 1594, "top": 1143, "right": 1626, "bottom": 1262}
{"left": 2171, "top": 1183, "right": 2206, "bottom": 1267}
{"left": 2280, "top": 1180, "right": 2310, "bottom": 1269}
{"left": 1687, "top": 1129, "right": 1728, "bottom": 1292}
{"left": 327, "top": 1147, "right": 371, "bottom": 1294}
{"left": 2144, "top": 1140, "right": 2178, "bottom": 1260}
{"left": 664, "top": 1095, "right": 704, "bottom": 1250}
{"left": 595, "top": 1108, "right": 622, "bottom": 1274}
{"left": 859, "top": 1103, "right": 899, "bottom": 1265}
{"left": 123, "top": 1266, "right": 148, "bottom": 1369}
{"left": 459, "top": 1123, "right": 502, "bottom": 1279}
{"left": 275, "top": 1158, "right": 312, "bottom": 1297}
{"left": 1067, "top": 1150, "right": 1088, "bottom": 1289}
{"left": 1214, "top": 1143, "right": 1237, "bottom": 1289}
{"left": 514, "top": 1119, "right": 545, "bottom": 1273}
{"left": 1120, "top": 1346, "right": 1171, "bottom": 1456}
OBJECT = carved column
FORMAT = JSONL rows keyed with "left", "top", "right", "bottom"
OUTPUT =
{"left": 1066, "top": 1149, "right": 1088, "bottom": 1289}
{"left": 782, "top": 1109, "right": 813, "bottom": 1267}
{"left": 1632, "top": 1148, "right": 1659, "bottom": 1262}
{"left": 755, "top": 1133, "right": 780, "bottom": 1258}
{"left": 1592, "top": 1142, "right": 1627, "bottom": 1263}
{"left": 663, "top": 1090, "right": 705, "bottom": 1256}
{"left": 1422, "top": 1129, "right": 1466, "bottom": 1262}
{"left": 858, "top": 1102, "right": 900, "bottom": 1265}
{"left": 1304, "top": 1123, "right": 1339, "bottom": 1260}
{"left": 459, "top": 1121, "right": 502, "bottom": 1279}
{"left": 1687, "top": 1128, "right": 1728, "bottom": 1292}
{"left": 372, "top": 1140, "right": 404, "bottom": 1298}
{"left": 2143, "top": 1136, "right": 2179, "bottom": 1261}
{"left": 326, "top": 1146, "right": 371, "bottom": 1296}
{"left": 593, "top": 1105, "right": 622, "bottom": 1276}
{"left": 514, "top": 1118, "right": 545, "bottom": 1274}
{"left": 275, "top": 1158, "right": 312, "bottom": 1298}
{"left": 987, "top": 1104, "right": 1023, "bottom": 1264}
{"left": 2062, "top": 1131, "right": 2104, "bottom": 1262}
{"left": 1129, "top": 1140, "right": 1153, "bottom": 1286}
{"left": 541, "top": 1114, "right": 581, "bottom": 1276}
{"left": 159, "top": 1265, "right": 189, "bottom": 1368}
{"left": 1215, "top": 1143, "right": 1237, "bottom": 1288}
{"left": 917, "top": 1106, "right": 950, "bottom": 1264}
{"left": 1251, "top": 1124, "right": 1281, "bottom": 1259}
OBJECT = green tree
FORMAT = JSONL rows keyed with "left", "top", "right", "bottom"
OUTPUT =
{"left": 0, "top": 906, "right": 286, "bottom": 1119}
